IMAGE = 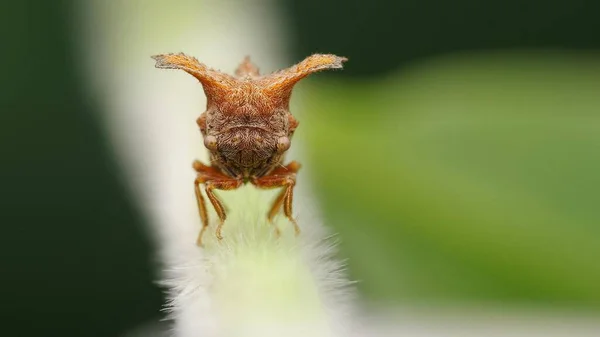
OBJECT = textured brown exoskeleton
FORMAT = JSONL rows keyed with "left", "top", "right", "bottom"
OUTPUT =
{"left": 152, "top": 53, "right": 347, "bottom": 245}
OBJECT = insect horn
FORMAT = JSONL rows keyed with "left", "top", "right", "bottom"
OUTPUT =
{"left": 261, "top": 54, "right": 348, "bottom": 106}
{"left": 234, "top": 56, "right": 260, "bottom": 77}
{"left": 152, "top": 53, "right": 236, "bottom": 104}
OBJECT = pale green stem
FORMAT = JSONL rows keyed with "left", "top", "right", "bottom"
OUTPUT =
{"left": 76, "top": 1, "right": 356, "bottom": 336}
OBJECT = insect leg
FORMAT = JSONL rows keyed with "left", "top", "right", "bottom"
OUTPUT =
{"left": 265, "top": 161, "right": 301, "bottom": 222}
{"left": 192, "top": 160, "right": 239, "bottom": 245}
{"left": 194, "top": 175, "right": 210, "bottom": 246}
{"left": 271, "top": 161, "right": 301, "bottom": 175}
{"left": 266, "top": 189, "right": 286, "bottom": 237}
{"left": 205, "top": 179, "right": 243, "bottom": 240}
{"left": 282, "top": 181, "right": 299, "bottom": 235}
{"left": 268, "top": 189, "right": 286, "bottom": 223}
{"left": 252, "top": 173, "right": 300, "bottom": 236}
{"left": 193, "top": 159, "right": 224, "bottom": 176}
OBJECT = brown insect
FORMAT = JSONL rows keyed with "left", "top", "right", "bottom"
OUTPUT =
{"left": 152, "top": 52, "right": 347, "bottom": 245}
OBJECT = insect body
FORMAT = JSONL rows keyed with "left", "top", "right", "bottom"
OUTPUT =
{"left": 152, "top": 53, "right": 347, "bottom": 245}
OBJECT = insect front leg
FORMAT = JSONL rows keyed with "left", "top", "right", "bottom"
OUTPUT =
{"left": 204, "top": 179, "right": 242, "bottom": 240}
{"left": 264, "top": 161, "right": 301, "bottom": 223}
{"left": 252, "top": 168, "right": 300, "bottom": 236}
{"left": 193, "top": 160, "right": 242, "bottom": 245}
{"left": 194, "top": 175, "right": 209, "bottom": 246}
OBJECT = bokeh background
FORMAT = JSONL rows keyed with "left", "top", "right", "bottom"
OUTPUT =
{"left": 3, "top": 0, "right": 600, "bottom": 336}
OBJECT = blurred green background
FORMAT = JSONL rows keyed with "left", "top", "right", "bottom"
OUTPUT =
{"left": 301, "top": 54, "right": 600, "bottom": 305}
{"left": 2, "top": 0, "right": 600, "bottom": 336}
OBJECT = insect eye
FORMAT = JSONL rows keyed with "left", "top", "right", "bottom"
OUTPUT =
{"left": 276, "top": 136, "right": 290, "bottom": 153}
{"left": 204, "top": 135, "right": 218, "bottom": 151}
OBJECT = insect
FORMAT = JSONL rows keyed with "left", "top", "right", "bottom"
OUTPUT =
{"left": 152, "top": 52, "right": 347, "bottom": 245}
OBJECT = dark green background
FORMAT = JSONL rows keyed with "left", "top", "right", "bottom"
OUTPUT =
{"left": 2, "top": 1, "right": 599, "bottom": 336}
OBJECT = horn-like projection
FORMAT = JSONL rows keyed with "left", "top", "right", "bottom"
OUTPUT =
{"left": 261, "top": 54, "right": 347, "bottom": 105}
{"left": 234, "top": 56, "right": 260, "bottom": 78}
{"left": 152, "top": 53, "right": 237, "bottom": 104}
